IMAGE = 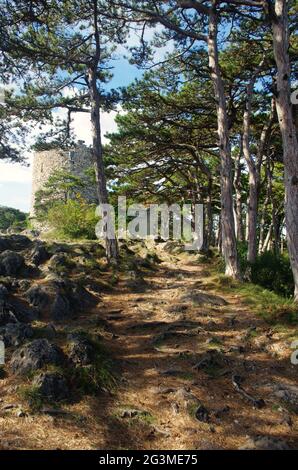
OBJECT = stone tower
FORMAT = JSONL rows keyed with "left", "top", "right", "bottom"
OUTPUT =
{"left": 30, "top": 141, "right": 98, "bottom": 216}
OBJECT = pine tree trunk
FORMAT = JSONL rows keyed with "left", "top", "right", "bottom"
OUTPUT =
{"left": 259, "top": 158, "right": 272, "bottom": 254}
{"left": 89, "top": 0, "right": 118, "bottom": 261}
{"left": 206, "top": 178, "right": 213, "bottom": 248}
{"left": 208, "top": 6, "right": 240, "bottom": 278}
{"left": 246, "top": 171, "right": 258, "bottom": 263}
{"left": 88, "top": 67, "right": 118, "bottom": 261}
{"left": 217, "top": 214, "right": 222, "bottom": 254}
{"left": 242, "top": 77, "right": 258, "bottom": 264}
{"left": 272, "top": 204, "right": 280, "bottom": 255}
{"left": 263, "top": 223, "right": 273, "bottom": 253}
{"left": 234, "top": 136, "right": 244, "bottom": 242}
{"left": 271, "top": 0, "right": 298, "bottom": 300}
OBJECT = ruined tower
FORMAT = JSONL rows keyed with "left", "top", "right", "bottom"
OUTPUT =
{"left": 30, "top": 141, "right": 98, "bottom": 216}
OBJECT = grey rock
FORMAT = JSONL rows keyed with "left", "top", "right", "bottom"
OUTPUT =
{"left": 195, "top": 404, "right": 210, "bottom": 423}
{"left": 174, "top": 387, "right": 200, "bottom": 410}
{"left": 171, "top": 402, "right": 180, "bottom": 414}
{"left": 9, "top": 298, "right": 39, "bottom": 323}
{"left": 48, "top": 253, "right": 69, "bottom": 271}
{"left": 0, "top": 237, "right": 11, "bottom": 253}
{"left": 69, "top": 283, "right": 95, "bottom": 310}
{"left": 126, "top": 277, "right": 149, "bottom": 293}
{"left": 149, "top": 426, "right": 171, "bottom": 438}
{"left": 0, "top": 322, "right": 34, "bottom": 347}
{"left": 30, "top": 244, "right": 50, "bottom": 266}
{"left": 50, "top": 244, "right": 71, "bottom": 254}
{"left": 274, "top": 383, "right": 298, "bottom": 413}
{"left": 0, "top": 284, "right": 8, "bottom": 302}
{"left": 50, "top": 281, "right": 95, "bottom": 320}
{"left": 67, "top": 332, "right": 95, "bottom": 365}
{"left": 25, "top": 278, "right": 95, "bottom": 322}
{"left": 32, "top": 372, "right": 69, "bottom": 402}
{"left": 8, "top": 234, "right": 32, "bottom": 251}
{"left": 10, "top": 339, "right": 65, "bottom": 375}
{"left": 183, "top": 291, "right": 227, "bottom": 306}
{"left": 0, "top": 307, "right": 19, "bottom": 326}
{"left": 240, "top": 436, "right": 290, "bottom": 450}
{"left": 25, "top": 285, "right": 48, "bottom": 308}
{"left": 51, "top": 293, "right": 72, "bottom": 321}
{"left": 192, "top": 349, "right": 227, "bottom": 372}
{"left": 120, "top": 408, "right": 149, "bottom": 419}
{"left": 0, "top": 235, "right": 31, "bottom": 252}
{"left": 0, "top": 251, "right": 24, "bottom": 276}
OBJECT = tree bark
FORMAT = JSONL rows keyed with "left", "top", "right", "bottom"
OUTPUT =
{"left": 271, "top": 0, "right": 298, "bottom": 300}
{"left": 262, "top": 223, "right": 273, "bottom": 253}
{"left": 208, "top": 5, "right": 240, "bottom": 278}
{"left": 242, "top": 80, "right": 275, "bottom": 263}
{"left": 217, "top": 213, "right": 222, "bottom": 254}
{"left": 272, "top": 201, "right": 280, "bottom": 255}
{"left": 89, "top": 0, "right": 118, "bottom": 261}
{"left": 243, "top": 77, "right": 258, "bottom": 263}
{"left": 258, "top": 159, "right": 272, "bottom": 254}
{"left": 206, "top": 178, "right": 214, "bottom": 248}
{"left": 234, "top": 135, "right": 244, "bottom": 242}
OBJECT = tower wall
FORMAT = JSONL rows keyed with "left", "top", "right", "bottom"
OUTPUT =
{"left": 30, "top": 143, "right": 97, "bottom": 216}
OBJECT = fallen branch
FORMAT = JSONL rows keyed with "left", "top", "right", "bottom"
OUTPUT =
{"left": 232, "top": 374, "right": 265, "bottom": 409}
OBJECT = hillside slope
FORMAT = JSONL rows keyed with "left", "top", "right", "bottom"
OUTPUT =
{"left": 0, "top": 236, "right": 297, "bottom": 450}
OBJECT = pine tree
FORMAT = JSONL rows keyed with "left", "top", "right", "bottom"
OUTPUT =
{"left": 3, "top": 0, "right": 129, "bottom": 260}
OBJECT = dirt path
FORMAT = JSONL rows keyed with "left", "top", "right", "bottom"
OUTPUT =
{"left": 97, "top": 248, "right": 298, "bottom": 450}
{"left": 1, "top": 246, "right": 297, "bottom": 450}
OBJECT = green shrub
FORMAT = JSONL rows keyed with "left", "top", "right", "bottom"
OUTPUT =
{"left": 235, "top": 242, "right": 294, "bottom": 298}
{"left": 261, "top": 303, "right": 298, "bottom": 325}
{"left": 251, "top": 252, "right": 294, "bottom": 298}
{"left": 18, "top": 385, "right": 45, "bottom": 411}
{"left": 237, "top": 241, "right": 249, "bottom": 272}
{"left": 0, "top": 205, "right": 27, "bottom": 231}
{"left": 47, "top": 199, "right": 99, "bottom": 240}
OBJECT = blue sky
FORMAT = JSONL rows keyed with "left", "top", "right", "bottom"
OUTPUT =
{"left": 0, "top": 58, "right": 144, "bottom": 214}
{"left": 0, "top": 25, "right": 173, "bottom": 214}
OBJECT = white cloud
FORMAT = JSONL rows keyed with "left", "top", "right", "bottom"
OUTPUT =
{"left": 0, "top": 160, "right": 32, "bottom": 183}
{"left": 72, "top": 109, "right": 119, "bottom": 145}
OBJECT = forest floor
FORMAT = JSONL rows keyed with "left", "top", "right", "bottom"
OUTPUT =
{"left": 1, "top": 240, "right": 297, "bottom": 450}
